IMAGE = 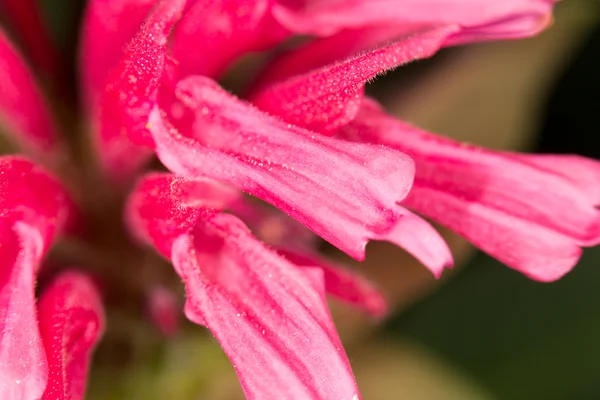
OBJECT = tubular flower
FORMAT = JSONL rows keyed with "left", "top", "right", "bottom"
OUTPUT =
{"left": 0, "top": 157, "right": 103, "bottom": 399}
{"left": 0, "top": 0, "right": 595, "bottom": 398}
{"left": 337, "top": 99, "right": 600, "bottom": 281}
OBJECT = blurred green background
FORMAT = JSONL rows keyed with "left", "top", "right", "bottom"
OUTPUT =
{"left": 386, "top": 247, "right": 600, "bottom": 400}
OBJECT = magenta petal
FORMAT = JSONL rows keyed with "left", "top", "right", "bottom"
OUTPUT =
{"left": 407, "top": 186, "right": 584, "bottom": 281}
{"left": 126, "top": 172, "right": 241, "bottom": 257}
{"left": 146, "top": 285, "right": 180, "bottom": 337}
{"left": 0, "top": 29, "right": 61, "bottom": 161}
{"left": 506, "top": 154, "right": 600, "bottom": 205}
{"left": 172, "top": 213, "right": 361, "bottom": 399}
{"left": 272, "top": 0, "right": 555, "bottom": 42}
{"left": 80, "top": 0, "right": 157, "bottom": 106}
{"left": 0, "top": 0, "right": 60, "bottom": 78}
{"left": 150, "top": 76, "right": 414, "bottom": 261}
{"left": 172, "top": 0, "right": 281, "bottom": 78}
{"left": 340, "top": 99, "right": 600, "bottom": 281}
{"left": 0, "top": 157, "right": 76, "bottom": 397}
{"left": 251, "top": 25, "right": 458, "bottom": 134}
{"left": 279, "top": 249, "right": 387, "bottom": 317}
{"left": 0, "top": 156, "right": 76, "bottom": 246}
{"left": 0, "top": 222, "right": 47, "bottom": 399}
{"left": 376, "top": 206, "right": 453, "bottom": 278}
{"left": 93, "top": 0, "right": 186, "bottom": 182}
{"left": 252, "top": 23, "right": 436, "bottom": 89}
{"left": 38, "top": 271, "right": 104, "bottom": 400}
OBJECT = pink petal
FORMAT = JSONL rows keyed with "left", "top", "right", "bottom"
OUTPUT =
{"left": 126, "top": 172, "right": 241, "bottom": 257}
{"left": 251, "top": 23, "right": 437, "bottom": 88}
{"left": 0, "top": 156, "right": 77, "bottom": 246}
{"left": 373, "top": 206, "right": 453, "bottom": 278}
{"left": 0, "top": 29, "right": 61, "bottom": 161}
{"left": 0, "top": 0, "right": 60, "bottom": 78}
{"left": 0, "top": 222, "right": 47, "bottom": 399}
{"left": 149, "top": 75, "right": 414, "bottom": 261}
{"left": 92, "top": 0, "right": 186, "bottom": 182}
{"left": 506, "top": 154, "right": 600, "bottom": 205}
{"left": 172, "top": 0, "right": 284, "bottom": 78}
{"left": 38, "top": 271, "right": 105, "bottom": 400}
{"left": 79, "top": 0, "right": 157, "bottom": 106}
{"left": 251, "top": 25, "right": 459, "bottom": 135}
{"left": 272, "top": 0, "right": 555, "bottom": 42}
{"left": 278, "top": 249, "right": 387, "bottom": 317}
{"left": 172, "top": 213, "right": 361, "bottom": 399}
{"left": 146, "top": 285, "right": 180, "bottom": 337}
{"left": 0, "top": 157, "right": 76, "bottom": 397}
{"left": 339, "top": 99, "right": 600, "bottom": 281}
{"left": 407, "top": 187, "right": 584, "bottom": 282}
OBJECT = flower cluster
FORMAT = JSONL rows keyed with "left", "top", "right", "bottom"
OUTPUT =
{"left": 1, "top": 0, "right": 598, "bottom": 399}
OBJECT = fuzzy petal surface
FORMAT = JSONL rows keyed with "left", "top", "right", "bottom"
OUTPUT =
{"left": 93, "top": 0, "right": 186, "bottom": 181}
{"left": 252, "top": 24, "right": 439, "bottom": 89}
{"left": 172, "top": 213, "right": 361, "bottom": 399}
{"left": 251, "top": 25, "right": 458, "bottom": 134}
{"left": 80, "top": 0, "right": 157, "bottom": 106}
{"left": 150, "top": 75, "right": 414, "bottom": 261}
{"left": 39, "top": 271, "right": 105, "bottom": 400}
{"left": 126, "top": 172, "right": 241, "bottom": 257}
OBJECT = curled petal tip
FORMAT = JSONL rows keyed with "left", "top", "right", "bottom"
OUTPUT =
{"left": 376, "top": 207, "right": 454, "bottom": 279}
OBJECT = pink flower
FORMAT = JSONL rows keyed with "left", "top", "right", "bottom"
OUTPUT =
{"left": 338, "top": 99, "right": 600, "bottom": 281}
{"left": 0, "top": 157, "right": 103, "bottom": 399}
{"left": 0, "top": 0, "right": 595, "bottom": 398}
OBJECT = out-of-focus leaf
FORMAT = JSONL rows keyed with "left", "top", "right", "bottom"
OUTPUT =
{"left": 387, "top": 245, "right": 600, "bottom": 400}
{"left": 350, "top": 339, "right": 495, "bottom": 400}
{"left": 87, "top": 320, "right": 242, "bottom": 400}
